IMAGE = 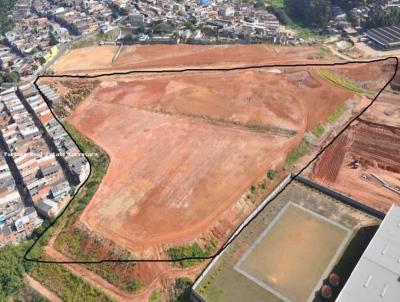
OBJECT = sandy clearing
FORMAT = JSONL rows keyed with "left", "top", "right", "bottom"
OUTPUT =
{"left": 69, "top": 99, "right": 293, "bottom": 251}
{"left": 52, "top": 44, "right": 321, "bottom": 74}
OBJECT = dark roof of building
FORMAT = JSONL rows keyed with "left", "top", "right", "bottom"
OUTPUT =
{"left": 41, "top": 163, "right": 62, "bottom": 176}
{"left": 366, "top": 25, "right": 400, "bottom": 47}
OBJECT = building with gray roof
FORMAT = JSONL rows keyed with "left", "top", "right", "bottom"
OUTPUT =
{"left": 336, "top": 204, "right": 400, "bottom": 302}
{"left": 366, "top": 25, "right": 400, "bottom": 50}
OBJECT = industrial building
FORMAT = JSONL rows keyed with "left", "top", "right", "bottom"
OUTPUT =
{"left": 336, "top": 204, "right": 400, "bottom": 302}
{"left": 366, "top": 25, "right": 400, "bottom": 50}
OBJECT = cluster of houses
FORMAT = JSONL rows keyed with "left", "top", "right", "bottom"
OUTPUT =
{"left": 327, "top": 0, "right": 400, "bottom": 37}
{"left": 36, "top": 0, "right": 114, "bottom": 36}
{"left": 1, "top": 0, "right": 115, "bottom": 86}
{"left": 0, "top": 84, "right": 89, "bottom": 246}
{"left": 118, "top": 0, "right": 288, "bottom": 44}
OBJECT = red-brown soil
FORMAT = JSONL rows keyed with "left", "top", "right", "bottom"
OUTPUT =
{"left": 89, "top": 69, "right": 352, "bottom": 133}
{"left": 64, "top": 66, "right": 363, "bottom": 255}
{"left": 312, "top": 119, "right": 400, "bottom": 212}
{"left": 46, "top": 47, "right": 397, "bottom": 299}
{"left": 52, "top": 44, "right": 321, "bottom": 74}
{"left": 363, "top": 93, "right": 400, "bottom": 128}
{"left": 312, "top": 134, "right": 350, "bottom": 183}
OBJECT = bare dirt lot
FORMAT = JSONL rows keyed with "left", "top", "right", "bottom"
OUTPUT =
{"left": 44, "top": 46, "right": 396, "bottom": 300}
{"left": 62, "top": 65, "right": 372, "bottom": 254}
{"left": 53, "top": 44, "right": 321, "bottom": 74}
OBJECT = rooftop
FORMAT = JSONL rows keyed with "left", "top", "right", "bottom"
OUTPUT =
{"left": 336, "top": 204, "right": 400, "bottom": 302}
{"left": 366, "top": 25, "right": 400, "bottom": 47}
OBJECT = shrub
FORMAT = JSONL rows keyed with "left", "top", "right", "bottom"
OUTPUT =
{"left": 267, "top": 169, "right": 278, "bottom": 180}
{"left": 126, "top": 279, "right": 143, "bottom": 293}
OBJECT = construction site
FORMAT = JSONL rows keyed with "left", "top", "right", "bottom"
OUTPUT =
{"left": 28, "top": 44, "right": 397, "bottom": 301}
{"left": 311, "top": 93, "right": 400, "bottom": 213}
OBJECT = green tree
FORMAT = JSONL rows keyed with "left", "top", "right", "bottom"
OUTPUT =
{"left": 2, "top": 71, "right": 19, "bottom": 83}
{"left": 284, "top": 0, "right": 331, "bottom": 27}
{"left": 0, "top": 0, "right": 17, "bottom": 34}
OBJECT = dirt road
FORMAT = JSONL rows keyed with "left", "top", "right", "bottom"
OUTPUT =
{"left": 25, "top": 274, "right": 63, "bottom": 302}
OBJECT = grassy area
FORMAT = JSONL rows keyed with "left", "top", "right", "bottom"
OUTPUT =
{"left": 29, "top": 260, "right": 115, "bottom": 302}
{"left": 327, "top": 102, "right": 348, "bottom": 124}
{"left": 71, "top": 28, "right": 119, "bottom": 49}
{"left": 0, "top": 241, "right": 48, "bottom": 302}
{"left": 266, "top": 0, "right": 285, "bottom": 9}
{"left": 311, "top": 123, "right": 325, "bottom": 138}
{"left": 284, "top": 139, "right": 310, "bottom": 170}
{"left": 288, "top": 22, "right": 330, "bottom": 40}
{"left": 317, "top": 45, "right": 332, "bottom": 58}
{"left": 150, "top": 289, "right": 163, "bottom": 302}
{"left": 198, "top": 262, "right": 281, "bottom": 302}
{"left": 167, "top": 241, "right": 217, "bottom": 268}
{"left": 126, "top": 279, "right": 144, "bottom": 293}
{"left": 0, "top": 224, "right": 114, "bottom": 302}
{"left": 318, "top": 69, "right": 371, "bottom": 94}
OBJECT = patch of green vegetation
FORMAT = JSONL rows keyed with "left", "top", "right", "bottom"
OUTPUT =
{"left": 288, "top": 22, "right": 329, "bottom": 39}
{"left": 71, "top": 28, "right": 120, "bottom": 49}
{"left": 284, "top": 139, "right": 310, "bottom": 170}
{"left": 327, "top": 102, "right": 348, "bottom": 123}
{"left": 318, "top": 69, "right": 371, "bottom": 94}
{"left": 267, "top": 169, "right": 278, "bottom": 180}
{"left": 266, "top": 0, "right": 285, "bottom": 9}
{"left": 0, "top": 221, "right": 113, "bottom": 302}
{"left": 171, "top": 278, "right": 192, "bottom": 302}
{"left": 0, "top": 0, "right": 16, "bottom": 34}
{"left": 0, "top": 71, "right": 20, "bottom": 84}
{"left": 126, "top": 279, "right": 144, "bottom": 293}
{"left": 245, "top": 175, "right": 272, "bottom": 204}
{"left": 317, "top": 45, "right": 332, "bottom": 58}
{"left": 0, "top": 241, "right": 48, "bottom": 302}
{"left": 167, "top": 242, "right": 214, "bottom": 268}
{"left": 149, "top": 289, "right": 163, "bottom": 302}
{"left": 311, "top": 123, "right": 325, "bottom": 138}
{"left": 29, "top": 259, "right": 115, "bottom": 302}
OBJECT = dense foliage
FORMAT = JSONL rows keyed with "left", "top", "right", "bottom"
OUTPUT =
{"left": 284, "top": 0, "right": 331, "bottom": 28}
{"left": 364, "top": 6, "right": 400, "bottom": 29}
{"left": 0, "top": 238, "right": 49, "bottom": 301}
{"left": 171, "top": 278, "right": 193, "bottom": 302}
{"left": 167, "top": 242, "right": 215, "bottom": 268}
{"left": 0, "top": 0, "right": 16, "bottom": 34}
{"left": 0, "top": 71, "right": 19, "bottom": 84}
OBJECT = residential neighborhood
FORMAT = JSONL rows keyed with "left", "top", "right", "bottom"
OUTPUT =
{"left": 0, "top": 83, "right": 89, "bottom": 247}
{"left": 2, "top": 0, "right": 400, "bottom": 89}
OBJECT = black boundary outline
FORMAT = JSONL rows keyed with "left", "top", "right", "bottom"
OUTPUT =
{"left": 22, "top": 57, "right": 399, "bottom": 265}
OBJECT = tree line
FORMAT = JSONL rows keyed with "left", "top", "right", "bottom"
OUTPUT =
{"left": 0, "top": 0, "right": 17, "bottom": 35}
{"left": 283, "top": 0, "right": 400, "bottom": 29}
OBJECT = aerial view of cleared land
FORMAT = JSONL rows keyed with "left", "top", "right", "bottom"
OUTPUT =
{"left": 194, "top": 180, "right": 379, "bottom": 302}
{"left": 52, "top": 44, "right": 320, "bottom": 74}
{"left": 30, "top": 45, "right": 396, "bottom": 301}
